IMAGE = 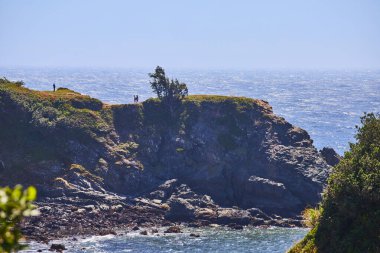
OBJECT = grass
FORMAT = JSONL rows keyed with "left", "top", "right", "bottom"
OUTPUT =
{"left": 69, "top": 164, "right": 104, "bottom": 183}
{"left": 0, "top": 80, "right": 109, "bottom": 133}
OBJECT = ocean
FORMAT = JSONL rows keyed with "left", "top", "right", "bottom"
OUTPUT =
{"left": 2, "top": 67, "right": 379, "bottom": 252}
{"left": 25, "top": 227, "right": 308, "bottom": 253}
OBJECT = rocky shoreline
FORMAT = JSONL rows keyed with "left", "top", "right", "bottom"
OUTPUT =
{"left": 22, "top": 201, "right": 302, "bottom": 244}
{"left": 22, "top": 180, "right": 303, "bottom": 244}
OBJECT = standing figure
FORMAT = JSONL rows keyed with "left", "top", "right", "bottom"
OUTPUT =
{"left": 136, "top": 95, "right": 139, "bottom": 103}
{"left": 53, "top": 83, "right": 56, "bottom": 92}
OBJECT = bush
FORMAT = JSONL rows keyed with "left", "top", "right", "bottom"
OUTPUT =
{"left": 0, "top": 185, "right": 39, "bottom": 252}
{"left": 301, "top": 207, "right": 322, "bottom": 228}
{"left": 289, "top": 113, "right": 380, "bottom": 253}
{"left": 0, "top": 78, "right": 24, "bottom": 87}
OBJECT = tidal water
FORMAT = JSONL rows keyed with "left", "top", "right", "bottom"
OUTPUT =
{"left": 24, "top": 227, "right": 308, "bottom": 253}
{"left": 2, "top": 68, "right": 379, "bottom": 154}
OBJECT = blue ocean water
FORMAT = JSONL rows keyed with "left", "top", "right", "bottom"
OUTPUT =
{"left": 2, "top": 68, "right": 379, "bottom": 154}
{"left": 25, "top": 227, "right": 308, "bottom": 253}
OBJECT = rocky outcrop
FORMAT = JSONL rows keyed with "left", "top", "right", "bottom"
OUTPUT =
{"left": 320, "top": 147, "right": 341, "bottom": 166}
{"left": 0, "top": 83, "right": 331, "bottom": 231}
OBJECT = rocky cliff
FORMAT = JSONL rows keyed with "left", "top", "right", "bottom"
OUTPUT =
{"left": 0, "top": 81, "right": 331, "bottom": 230}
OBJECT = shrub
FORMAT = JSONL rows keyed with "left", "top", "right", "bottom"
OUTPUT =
{"left": 0, "top": 78, "right": 24, "bottom": 87}
{"left": 0, "top": 185, "right": 39, "bottom": 252}
{"left": 301, "top": 207, "right": 322, "bottom": 228}
{"left": 289, "top": 113, "right": 380, "bottom": 253}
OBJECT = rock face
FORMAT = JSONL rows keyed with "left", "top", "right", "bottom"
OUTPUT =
{"left": 0, "top": 83, "right": 331, "bottom": 224}
{"left": 320, "top": 147, "right": 341, "bottom": 166}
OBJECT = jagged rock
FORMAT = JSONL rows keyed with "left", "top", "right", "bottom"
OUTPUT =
{"left": 111, "top": 204, "right": 123, "bottom": 211}
{"left": 228, "top": 223, "right": 244, "bottom": 230}
{"left": 194, "top": 208, "right": 217, "bottom": 219}
{"left": 165, "top": 198, "right": 195, "bottom": 221}
{"left": 320, "top": 147, "right": 341, "bottom": 166}
{"left": 164, "top": 226, "right": 182, "bottom": 233}
{"left": 246, "top": 208, "right": 271, "bottom": 220}
{"left": 216, "top": 208, "right": 251, "bottom": 225}
{"left": 150, "top": 179, "right": 180, "bottom": 200}
{"left": 50, "top": 243, "right": 66, "bottom": 252}
{"left": 140, "top": 230, "right": 148, "bottom": 235}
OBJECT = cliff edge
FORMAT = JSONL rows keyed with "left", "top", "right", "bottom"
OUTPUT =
{"left": 0, "top": 80, "right": 332, "bottom": 237}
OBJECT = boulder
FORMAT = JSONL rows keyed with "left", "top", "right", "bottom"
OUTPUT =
{"left": 164, "top": 226, "right": 182, "bottom": 233}
{"left": 320, "top": 147, "right": 341, "bottom": 166}
{"left": 246, "top": 208, "right": 271, "bottom": 220}
{"left": 50, "top": 244, "right": 66, "bottom": 252}
{"left": 216, "top": 208, "right": 251, "bottom": 225}
{"left": 165, "top": 197, "right": 195, "bottom": 221}
{"left": 139, "top": 230, "right": 148, "bottom": 235}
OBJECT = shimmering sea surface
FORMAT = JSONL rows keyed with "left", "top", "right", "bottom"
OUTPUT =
{"left": 24, "top": 227, "right": 308, "bottom": 253}
{"left": 2, "top": 68, "right": 379, "bottom": 154}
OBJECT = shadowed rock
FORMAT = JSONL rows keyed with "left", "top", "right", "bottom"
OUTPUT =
{"left": 320, "top": 147, "right": 341, "bottom": 166}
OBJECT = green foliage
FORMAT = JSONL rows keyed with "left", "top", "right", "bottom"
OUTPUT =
{"left": 148, "top": 66, "right": 188, "bottom": 102}
{"left": 0, "top": 80, "right": 110, "bottom": 134}
{"left": 301, "top": 207, "right": 322, "bottom": 228}
{"left": 289, "top": 113, "right": 380, "bottom": 253}
{"left": 0, "top": 79, "right": 112, "bottom": 170}
{"left": 69, "top": 164, "right": 103, "bottom": 183}
{"left": 0, "top": 185, "right": 39, "bottom": 253}
{"left": 0, "top": 78, "right": 24, "bottom": 87}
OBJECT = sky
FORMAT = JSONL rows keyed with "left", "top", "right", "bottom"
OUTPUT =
{"left": 1, "top": 0, "right": 380, "bottom": 70}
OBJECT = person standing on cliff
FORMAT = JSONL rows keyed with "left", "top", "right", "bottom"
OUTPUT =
{"left": 53, "top": 83, "right": 56, "bottom": 92}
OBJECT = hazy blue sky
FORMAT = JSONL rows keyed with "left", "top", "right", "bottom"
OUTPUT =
{"left": 1, "top": 0, "right": 380, "bottom": 69}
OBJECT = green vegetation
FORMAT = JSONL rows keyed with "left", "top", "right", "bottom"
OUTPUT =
{"left": 69, "top": 164, "right": 103, "bottom": 183}
{"left": 149, "top": 66, "right": 188, "bottom": 102}
{"left": 0, "top": 78, "right": 110, "bottom": 137}
{"left": 289, "top": 113, "right": 380, "bottom": 253}
{"left": 0, "top": 185, "right": 38, "bottom": 253}
{"left": 148, "top": 66, "right": 189, "bottom": 118}
{"left": 0, "top": 77, "right": 24, "bottom": 87}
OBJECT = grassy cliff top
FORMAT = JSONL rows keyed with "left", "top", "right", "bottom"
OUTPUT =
{"left": 0, "top": 81, "right": 102, "bottom": 108}
{"left": 0, "top": 80, "right": 110, "bottom": 135}
{"left": 1, "top": 80, "right": 269, "bottom": 110}
{"left": 184, "top": 95, "right": 272, "bottom": 112}
{"left": 1, "top": 79, "right": 277, "bottom": 136}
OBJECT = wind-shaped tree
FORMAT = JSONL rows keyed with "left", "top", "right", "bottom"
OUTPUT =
{"left": 149, "top": 66, "right": 188, "bottom": 102}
